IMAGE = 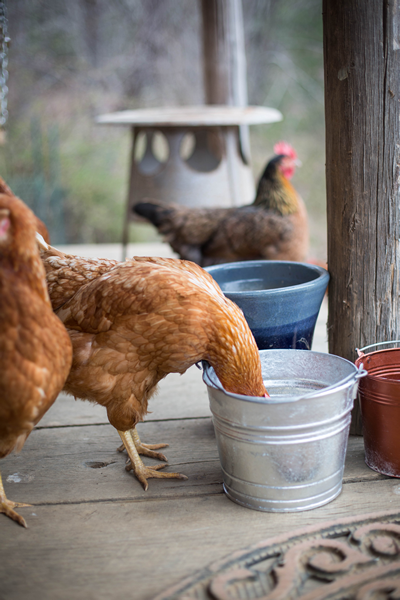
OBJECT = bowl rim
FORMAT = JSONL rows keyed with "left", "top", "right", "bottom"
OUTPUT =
{"left": 205, "top": 260, "right": 330, "bottom": 297}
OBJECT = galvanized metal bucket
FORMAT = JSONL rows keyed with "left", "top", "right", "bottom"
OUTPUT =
{"left": 203, "top": 349, "right": 366, "bottom": 512}
{"left": 355, "top": 341, "right": 400, "bottom": 477}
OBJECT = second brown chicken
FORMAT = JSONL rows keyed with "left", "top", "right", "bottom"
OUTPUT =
{"left": 39, "top": 242, "right": 268, "bottom": 490}
{"left": 0, "top": 190, "right": 72, "bottom": 527}
{"left": 134, "top": 141, "right": 308, "bottom": 266}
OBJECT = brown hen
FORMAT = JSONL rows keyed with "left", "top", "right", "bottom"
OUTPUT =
{"left": 0, "top": 192, "right": 72, "bottom": 527}
{"left": 134, "top": 141, "right": 308, "bottom": 267}
{"left": 39, "top": 243, "right": 267, "bottom": 490}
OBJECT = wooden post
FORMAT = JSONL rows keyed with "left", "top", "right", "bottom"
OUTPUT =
{"left": 201, "top": 0, "right": 229, "bottom": 105}
{"left": 200, "top": 0, "right": 248, "bottom": 106}
{"left": 323, "top": 0, "right": 400, "bottom": 434}
{"left": 200, "top": 0, "right": 253, "bottom": 204}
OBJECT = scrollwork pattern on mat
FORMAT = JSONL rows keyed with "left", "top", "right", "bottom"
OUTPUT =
{"left": 154, "top": 511, "right": 400, "bottom": 600}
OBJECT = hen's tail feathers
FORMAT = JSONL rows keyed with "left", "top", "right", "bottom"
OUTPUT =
{"left": 134, "top": 201, "right": 175, "bottom": 229}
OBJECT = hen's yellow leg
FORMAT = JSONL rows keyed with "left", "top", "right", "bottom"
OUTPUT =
{"left": 117, "top": 428, "right": 168, "bottom": 461}
{"left": 0, "top": 472, "right": 30, "bottom": 528}
{"left": 118, "top": 430, "right": 187, "bottom": 491}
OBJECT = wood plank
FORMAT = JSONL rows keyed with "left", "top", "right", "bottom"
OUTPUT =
{"left": 2, "top": 421, "right": 386, "bottom": 508}
{"left": 39, "top": 366, "right": 210, "bottom": 428}
{"left": 344, "top": 435, "right": 388, "bottom": 482}
{"left": 1, "top": 478, "right": 400, "bottom": 600}
{"left": 56, "top": 241, "right": 177, "bottom": 260}
{"left": 1, "top": 419, "right": 220, "bottom": 505}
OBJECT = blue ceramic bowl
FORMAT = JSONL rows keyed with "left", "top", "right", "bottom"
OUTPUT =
{"left": 206, "top": 260, "right": 329, "bottom": 350}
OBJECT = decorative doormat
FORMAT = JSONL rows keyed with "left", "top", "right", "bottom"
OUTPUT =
{"left": 155, "top": 510, "right": 400, "bottom": 600}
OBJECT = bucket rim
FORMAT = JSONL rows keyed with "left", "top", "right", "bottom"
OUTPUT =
{"left": 355, "top": 346, "right": 400, "bottom": 384}
{"left": 203, "top": 349, "right": 366, "bottom": 405}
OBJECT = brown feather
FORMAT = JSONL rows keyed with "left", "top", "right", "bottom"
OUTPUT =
{"left": 133, "top": 149, "right": 309, "bottom": 267}
{"left": 41, "top": 249, "right": 267, "bottom": 432}
{"left": 0, "top": 192, "right": 72, "bottom": 459}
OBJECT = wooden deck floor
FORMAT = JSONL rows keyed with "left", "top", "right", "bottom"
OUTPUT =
{"left": 1, "top": 244, "right": 397, "bottom": 600}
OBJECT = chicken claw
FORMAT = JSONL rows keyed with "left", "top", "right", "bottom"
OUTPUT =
{"left": 118, "top": 430, "right": 187, "bottom": 491}
{"left": 117, "top": 428, "right": 168, "bottom": 462}
{"left": 0, "top": 473, "right": 30, "bottom": 528}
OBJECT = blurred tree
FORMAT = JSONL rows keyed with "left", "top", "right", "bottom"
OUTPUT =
{"left": 2, "top": 0, "right": 325, "bottom": 256}
{"left": 82, "top": 0, "right": 99, "bottom": 68}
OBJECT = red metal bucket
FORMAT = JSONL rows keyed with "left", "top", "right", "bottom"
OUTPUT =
{"left": 355, "top": 342, "right": 400, "bottom": 477}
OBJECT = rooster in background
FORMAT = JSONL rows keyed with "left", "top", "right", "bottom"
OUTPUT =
{"left": 0, "top": 191, "right": 72, "bottom": 527}
{"left": 134, "top": 141, "right": 308, "bottom": 267}
{"left": 39, "top": 240, "right": 268, "bottom": 491}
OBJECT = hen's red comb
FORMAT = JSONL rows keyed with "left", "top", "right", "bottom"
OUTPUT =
{"left": 273, "top": 141, "right": 297, "bottom": 159}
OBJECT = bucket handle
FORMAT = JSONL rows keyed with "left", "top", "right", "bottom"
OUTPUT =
{"left": 356, "top": 340, "right": 400, "bottom": 357}
{"left": 308, "top": 366, "right": 367, "bottom": 394}
{"left": 293, "top": 364, "right": 367, "bottom": 403}
{"left": 347, "top": 364, "right": 368, "bottom": 401}
{"left": 354, "top": 364, "right": 368, "bottom": 380}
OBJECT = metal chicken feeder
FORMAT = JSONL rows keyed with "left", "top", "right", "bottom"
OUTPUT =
{"left": 96, "top": 106, "right": 282, "bottom": 259}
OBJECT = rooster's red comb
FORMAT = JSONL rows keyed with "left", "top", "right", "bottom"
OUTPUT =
{"left": 273, "top": 141, "right": 297, "bottom": 159}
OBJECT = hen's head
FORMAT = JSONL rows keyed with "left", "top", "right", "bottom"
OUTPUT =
{"left": 254, "top": 141, "right": 301, "bottom": 213}
{"left": 273, "top": 141, "right": 299, "bottom": 180}
{"left": 207, "top": 297, "right": 268, "bottom": 398}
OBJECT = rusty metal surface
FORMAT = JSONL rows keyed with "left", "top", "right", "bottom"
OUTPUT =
{"left": 154, "top": 509, "right": 400, "bottom": 600}
{"left": 96, "top": 105, "right": 282, "bottom": 127}
{"left": 356, "top": 348, "right": 400, "bottom": 478}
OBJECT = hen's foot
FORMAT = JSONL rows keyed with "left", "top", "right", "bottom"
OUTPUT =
{"left": 118, "top": 430, "right": 187, "bottom": 491}
{"left": 0, "top": 475, "right": 30, "bottom": 528}
{"left": 117, "top": 428, "right": 168, "bottom": 462}
{"left": 125, "top": 459, "right": 187, "bottom": 491}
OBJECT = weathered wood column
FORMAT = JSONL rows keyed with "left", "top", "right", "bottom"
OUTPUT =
{"left": 323, "top": 0, "right": 400, "bottom": 434}
{"left": 200, "top": 0, "right": 248, "bottom": 105}
{"left": 200, "top": 0, "right": 253, "bottom": 204}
